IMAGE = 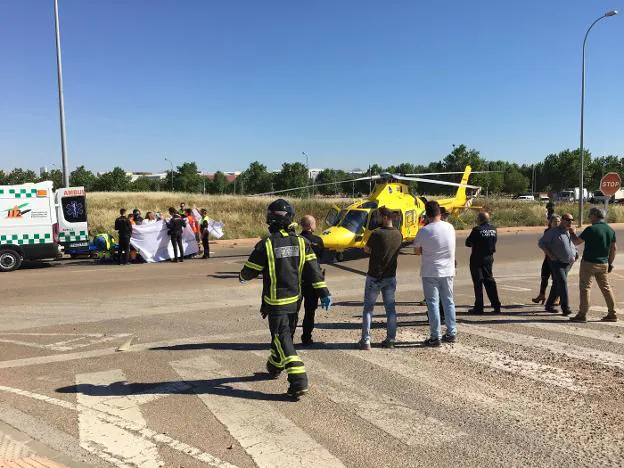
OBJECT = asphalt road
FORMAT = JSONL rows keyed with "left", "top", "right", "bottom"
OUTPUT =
{"left": 1, "top": 228, "right": 624, "bottom": 467}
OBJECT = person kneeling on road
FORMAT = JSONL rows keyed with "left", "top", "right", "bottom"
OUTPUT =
{"left": 239, "top": 199, "right": 332, "bottom": 399}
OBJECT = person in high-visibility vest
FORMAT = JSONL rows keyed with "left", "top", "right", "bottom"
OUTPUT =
{"left": 93, "top": 233, "right": 117, "bottom": 261}
{"left": 239, "top": 199, "right": 332, "bottom": 399}
{"left": 200, "top": 208, "right": 211, "bottom": 259}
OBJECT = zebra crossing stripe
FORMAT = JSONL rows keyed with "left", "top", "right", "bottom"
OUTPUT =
{"left": 460, "top": 323, "right": 624, "bottom": 370}
{"left": 390, "top": 330, "right": 592, "bottom": 393}
{"left": 287, "top": 352, "right": 467, "bottom": 446}
{"left": 0, "top": 384, "right": 235, "bottom": 468}
{"left": 171, "top": 355, "right": 346, "bottom": 468}
{"left": 519, "top": 322, "right": 624, "bottom": 344}
{"left": 76, "top": 369, "right": 164, "bottom": 467}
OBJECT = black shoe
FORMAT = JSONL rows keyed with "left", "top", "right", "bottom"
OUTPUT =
{"left": 570, "top": 314, "right": 587, "bottom": 323}
{"left": 545, "top": 306, "right": 558, "bottom": 313}
{"left": 423, "top": 337, "right": 441, "bottom": 347}
{"left": 266, "top": 361, "right": 282, "bottom": 379}
{"left": 492, "top": 307, "right": 502, "bottom": 314}
{"left": 562, "top": 309, "right": 572, "bottom": 317}
{"left": 173, "top": 258, "right": 178, "bottom": 263}
{"left": 300, "top": 337, "right": 314, "bottom": 346}
{"left": 468, "top": 308, "right": 484, "bottom": 315}
{"left": 202, "top": 255, "right": 210, "bottom": 259}
{"left": 441, "top": 333, "right": 457, "bottom": 343}
{"left": 286, "top": 385, "right": 309, "bottom": 399}
{"left": 380, "top": 338, "right": 396, "bottom": 349}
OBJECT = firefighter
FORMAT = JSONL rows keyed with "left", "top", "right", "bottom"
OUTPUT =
{"left": 239, "top": 199, "right": 332, "bottom": 398}
{"left": 299, "top": 215, "right": 324, "bottom": 345}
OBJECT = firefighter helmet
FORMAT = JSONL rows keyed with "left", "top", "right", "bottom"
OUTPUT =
{"left": 266, "top": 199, "right": 295, "bottom": 228}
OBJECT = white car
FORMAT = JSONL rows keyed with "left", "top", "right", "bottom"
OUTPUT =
{"left": 515, "top": 195, "right": 535, "bottom": 201}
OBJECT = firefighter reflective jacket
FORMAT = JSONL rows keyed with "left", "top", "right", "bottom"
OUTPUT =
{"left": 240, "top": 229, "right": 330, "bottom": 315}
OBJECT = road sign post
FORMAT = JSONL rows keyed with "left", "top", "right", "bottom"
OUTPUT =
{"left": 599, "top": 172, "right": 621, "bottom": 217}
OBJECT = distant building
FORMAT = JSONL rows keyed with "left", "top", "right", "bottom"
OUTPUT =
{"left": 125, "top": 172, "right": 167, "bottom": 182}
{"left": 202, "top": 172, "right": 240, "bottom": 183}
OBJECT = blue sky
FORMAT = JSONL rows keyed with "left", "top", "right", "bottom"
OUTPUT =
{"left": 1, "top": 0, "right": 623, "bottom": 173}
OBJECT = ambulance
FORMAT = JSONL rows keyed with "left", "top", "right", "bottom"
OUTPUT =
{"left": 0, "top": 181, "right": 89, "bottom": 272}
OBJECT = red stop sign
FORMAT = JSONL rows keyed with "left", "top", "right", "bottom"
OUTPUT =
{"left": 600, "top": 172, "right": 622, "bottom": 197}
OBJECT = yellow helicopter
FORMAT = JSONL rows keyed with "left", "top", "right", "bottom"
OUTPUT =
{"left": 253, "top": 165, "right": 484, "bottom": 261}
{"left": 316, "top": 165, "right": 482, "bottom": 260}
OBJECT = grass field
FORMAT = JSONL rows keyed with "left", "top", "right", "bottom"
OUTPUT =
{"left": 87, "top": 192, "right": 624, "bottom": 240}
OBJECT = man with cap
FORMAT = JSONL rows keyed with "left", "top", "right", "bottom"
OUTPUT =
{"left": 569, "top": 207, "right": 618, "bottom": 322}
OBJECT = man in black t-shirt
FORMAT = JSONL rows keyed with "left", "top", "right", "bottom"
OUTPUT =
{"left": 358, "top": 206, "right": 403, "bottom": 350}
{"left": 114, "top": 208, "right": 132, "bottom": 265}
{"left": 299, "top": 215, "right": 325, "bottom": 346}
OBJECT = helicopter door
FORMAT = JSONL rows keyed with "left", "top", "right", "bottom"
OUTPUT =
{"left": 324, "top": 205, "right": 342, "bottom": 227}
{"left": 391, "top": 211, "right": 403, "bottom": 231}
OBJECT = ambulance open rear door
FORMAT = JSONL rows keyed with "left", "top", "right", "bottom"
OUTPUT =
{"left": 55, "top": 187, "right": 89, "bottom": 250}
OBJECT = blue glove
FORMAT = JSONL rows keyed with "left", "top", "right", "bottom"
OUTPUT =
{"left": 320, "top": 296, "right": 332, "bottom": 311}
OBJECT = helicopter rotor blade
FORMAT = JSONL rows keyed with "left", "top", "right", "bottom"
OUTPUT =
{"left": 404, "top": 171, "right": 501, "bottom": 176}
{"left": 248, "top": 175, "right": 379, "bottom": 197}
{"left": 392, "top": 174, "right": 481, "bottom": 189}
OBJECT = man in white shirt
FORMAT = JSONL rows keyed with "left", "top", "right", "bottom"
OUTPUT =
{"left": 412, "top": 201, "right": 457, "bottom": 346}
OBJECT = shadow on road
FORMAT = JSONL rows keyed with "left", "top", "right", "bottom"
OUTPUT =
{"left": 325, "top": 263, "right": 367, "bottom": 277}
{"left": 150, "top": 341, "right": 358, "bottom": 351}
{"left": 206, "top": 272, "right": 241, "bottom": 279}
{"left": 55, "top": 373, "right": 294, "bottom": 402}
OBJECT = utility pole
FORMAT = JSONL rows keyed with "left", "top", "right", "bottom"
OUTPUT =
{"left": 54, "top": 0, "right": 70, "bottom": 187}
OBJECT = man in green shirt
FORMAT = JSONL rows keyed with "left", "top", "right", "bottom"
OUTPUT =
{"left": 569, "top": 207, "right": 617, "bottom": 322}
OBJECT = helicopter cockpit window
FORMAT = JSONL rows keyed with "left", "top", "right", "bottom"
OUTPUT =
{"left": 360, "top": 201, "right": 378, "bottom": 209}
{"left": 368, "top": 210, "right": 379, "bottom": 230}
{"left": 339, "top": 210, "right": 368, "bottom": 234}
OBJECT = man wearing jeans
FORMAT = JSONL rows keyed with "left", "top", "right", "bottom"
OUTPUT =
{"left": 538, "top": 213, "right": 577, "bottom": 316}
{"left": 413, "top": 201, "right": 458, "bottom": 347}
{"left": 358, "top": 207, "right": 403, "bottom": 350}
{"left": 569, "top": 207, "right": 618, "bottom": 322}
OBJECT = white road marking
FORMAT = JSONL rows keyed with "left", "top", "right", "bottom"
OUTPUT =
{"left": 390, "top": 330, "right": 591, "bottom": 393}
{"left": 520, "top": 322, "right": 624, "bottom": 344}
{"left": 0, "top": 384, "right": 235, "bottom": 468}
{"left": 0, "top": 330, "right": 268, "bottom": 370}
{"left": 499, "top": 285, "right": 532, "bottom": 292}
{"left": 171, "top": 355, "right": 345, "bottom": 468}
{"left": 76, "top": 369, "right": 164, "bottom": 467}
{"left": 286, "top": 352, "right": 467, "bottom": 445}
{"left": 461, "top": 323, "right": 624, "bottom": 370}
{"left": 0, "top": 333, "right": 132, "bottom": 352}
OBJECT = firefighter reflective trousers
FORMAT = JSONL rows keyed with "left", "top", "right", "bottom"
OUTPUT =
{"left": 267, "top": 313, "right": 308, "bottom": 391}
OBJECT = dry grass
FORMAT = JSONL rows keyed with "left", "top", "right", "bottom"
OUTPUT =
{"left": 87, "top": 192, "right": 624, "bottom": 239}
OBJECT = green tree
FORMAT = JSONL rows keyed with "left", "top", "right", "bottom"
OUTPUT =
{"left": 70, "top": 165, "right": 97, "bottom": 190}
{"left": 0, "top": 170, "right": 7, "bottom": 184}
{"left": 131, "top": 176, "right": 153, "bottom": 192}
{"left": 274, "top": 162, "right": 309, "bottom": 196}
{"left": 174, "top": 162, "right": 203, "bottom": 193}
{"left": 542, "top": 149, "right": 592, "bottom": 192}
{"left": 6, "top": 168, "right": 38, "bottom": 184}
{"left": 237, "top": 161, "right": 274, "bottom": 195}
{"left": 588, "top": 155, "right": 623, "bottom": 190}
{"left": 38, "top": 169, "right": 64, "bottom": 190}
{"left": 210, "top": 171, "right": 229, "bottom": 194}
{"left": 316, "top": 169, "right": 348, "bottom": 195}
{"left": 503, "top": 168, "right": 529, "bottom": 194}
{"left": 93, "top": 167, "right": 131, "bottom": 191}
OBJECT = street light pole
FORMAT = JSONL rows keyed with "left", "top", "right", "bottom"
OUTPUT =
{"left": 53, "top": 0, "right": 69, "bottom": 187}
{"left": 578, "top": 10, "right": 618, "bottom": 227}
{"left": 164, "top": 157, "right": 174, "bottom": 192}
{"left": 302, "top": 152, "right": 311, "bottom": 197}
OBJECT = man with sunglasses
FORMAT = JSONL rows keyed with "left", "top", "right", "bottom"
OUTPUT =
{"left": 538, "top": 213, "right": 578, "bottom": 315}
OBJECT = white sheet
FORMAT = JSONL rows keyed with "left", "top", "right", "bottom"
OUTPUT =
{"left": 130, "top": 220, "right": 199, "bottom": 263}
